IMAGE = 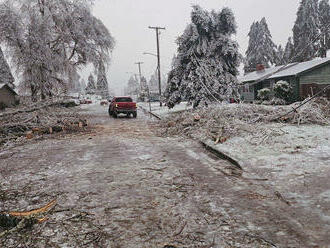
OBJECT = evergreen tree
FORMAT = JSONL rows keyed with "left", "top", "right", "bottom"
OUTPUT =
{"left": 96, "top": 62, "right": 109, "bottom": 99}
{"left": 148, "top": 72, "right": 159, "bottom": 92}
{"left": 292, "top": 0, "right": 320, "bottom": 62}
{"left": 276, "top": 45, "right": 285, "bottom": 65}
{"left": 283, "top": 37, "right": 295, "bottom": 64}
{"left": 165, "top": 5, "right": 241, "bottom": 108}
{"left": 86, "top": 73, "right": 96, "bottom": 94}
{"left": 140, "top": 76, "right": 147, "bottom": 89}
{"left": 319, "top": 0, "right": 330, "bottom": 57}
{"left": 244, "top": 17, "right": 278, "bottom": 73}
{"left": 127, "top": 75, "right": 139, "bottom": 95}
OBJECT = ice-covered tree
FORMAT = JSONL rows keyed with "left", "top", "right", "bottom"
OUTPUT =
{"left": 86, "top": 73, "right": 96, "bottom": 94}
{"left": 165, "top": 5, "right": 241, "bottom": 108}
{"left": 80, "top": 79, "right": 86, "bottom": 94}
{"left": 276, "top": 45, "right": 285, "bottom": 65}
{"left": 96, "top": 62, "right": 109, "bottom": 99}
{"left": 140, "top": 76, "right": 147, "bottom": 89}
{"left": 319, "top": 0, "right": 330, "bottom": 57}
{"left": 148, "top": 71, "right": 167, "bottom": 94}
{"left": 283, "top": 37, "right": 295, "bottom": 64}
{"left": 127, "top": 75, "right": 139, "bottom": 95}
{"left": 244, "top": 18, "right": 278, "bottom": 73}
{"left": 148, "top": 72, "right": 158, "bottom": 92}
{"left": 292, "top": 0, "right": 320, "bottom": 62}
{"left": 0, "top": 0, "right": 115, "bottom": 101}
{"left": 0, "top": 46, "right": 14, "bottom": 87}
{"left": 67, "top": 68, "right": 81, "bottom": 93}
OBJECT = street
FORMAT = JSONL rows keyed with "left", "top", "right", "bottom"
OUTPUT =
{"left": 0, "top": 104, "right": 328, "bottom": 247}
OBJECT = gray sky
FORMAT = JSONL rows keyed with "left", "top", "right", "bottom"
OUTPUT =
{"left": 91, "top": 0, "right": 300, "bottom": 95}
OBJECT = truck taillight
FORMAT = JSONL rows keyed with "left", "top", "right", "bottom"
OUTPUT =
{"left": 135, "top": 103, "right": 137, "bottom": 108}
{"left": 115, "top": 104, "right": 118, "bottom": 108}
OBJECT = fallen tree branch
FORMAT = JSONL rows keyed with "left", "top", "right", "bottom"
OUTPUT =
{"left": 0, "top": 199, "right": 57, "bottom": 238}
{"left": 273, "top": 84, "right": 330, "bottom": 121}
{"left": 172, "top": 220, "right": 187, "bottom": 237}
{"left": 0, "top": 100, "right": 65, "bottom": 118}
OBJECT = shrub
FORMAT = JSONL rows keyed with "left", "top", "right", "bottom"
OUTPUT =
{"left": 273, "top": 80, "right": 293, "bottom": 103}
{"left": 270, "top": 97, "right": 287, "bottom": 105}
{"left": 257, "top": 88, "right": 271, "bottom": 101}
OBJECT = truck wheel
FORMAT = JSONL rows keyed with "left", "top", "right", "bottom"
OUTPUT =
{"left": 133, "top": 112, "right": 137, "bottom": 118}
{"left": 113, "top": 112, "right": 118, "bottom": 118}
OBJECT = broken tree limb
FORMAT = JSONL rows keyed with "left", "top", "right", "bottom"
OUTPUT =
{"left": 273, "top": 84, "right": 330, "bottom": 122}
{"left": 173, "top": 220, "right": 187, "bottom": 237}
{"left": 7, "top": 199, "right": 57, "bottom": 217}
{"left": 274, "top": 191, "right": 291, "bottom": 206}
{"left": 0, "top": 101, "right": 88, "bottom": 147}
{"left": 0, "top": 199, "right": 57, "bottom": 238}
{"left": 0, "top": 100, "right": 65, "bottom": 118}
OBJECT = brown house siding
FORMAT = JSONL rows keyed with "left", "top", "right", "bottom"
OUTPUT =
{"left": 300, "top": 83, "right": 330, "bottom": 99}
{"left": 299, "top": 63, "right": 330, "bottom": 99}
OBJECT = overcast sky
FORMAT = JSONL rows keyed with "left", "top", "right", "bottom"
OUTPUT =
{"left": 91, "top": 0, "right": 300, "bottom": 95}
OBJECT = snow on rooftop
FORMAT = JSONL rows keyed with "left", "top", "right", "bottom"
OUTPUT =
{"left": 238, "top": 65, "right": 284, "bottom": 83}
{"left": 268, "top": 57, "right": 330, "bottom": 79}
{"left": 239, "top": 57, "right": 330, "bottom": 83}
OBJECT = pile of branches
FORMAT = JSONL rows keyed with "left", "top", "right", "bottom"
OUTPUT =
{"left": 0, "top": 100, "right": 87, "bottom": 147}
{"left": 160, "top": 98, "right": 329, "bottom": 142}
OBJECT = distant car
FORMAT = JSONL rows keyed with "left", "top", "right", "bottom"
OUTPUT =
{"left": 100, "top": 100, "right": 108, "bottom": 106}
{"left": 108, "top": 96, "right": 137, "bottom": 118}
{"left": 229, "top": 98, "right": 239, "bottom": 104}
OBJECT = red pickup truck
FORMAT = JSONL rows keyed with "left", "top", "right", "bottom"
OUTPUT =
{"left": 108, "top": 96, "right": 137, "bottom": 118}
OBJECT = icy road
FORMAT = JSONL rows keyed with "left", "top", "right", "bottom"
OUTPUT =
{"left": 0, "top": 104, "right": 328, "bottom": 247}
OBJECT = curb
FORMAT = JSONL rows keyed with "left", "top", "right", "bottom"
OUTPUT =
{"left": 139, "top": 105, "right": 243, "bottom": 170}
{"left": 138, "top": 106, "right": 162, "bottom": 120}
{"left": 199, "top": 140, "right": 243, "bottom": 170}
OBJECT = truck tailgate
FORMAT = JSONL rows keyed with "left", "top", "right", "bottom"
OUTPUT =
{"left": 117, "top": 102, "right": 136, "bottom": 109}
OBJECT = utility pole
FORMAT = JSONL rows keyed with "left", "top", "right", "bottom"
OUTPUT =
{"left": 135, "top": 62, "right": 144, "bottom": 91}
{"left": 135, "top": 62, "right": 143, "bottom": 83}
{"left": 148, "top": 26, "right": 165, "bottom": 106}
{"left": 135, "top": 61, "right": 151, "bottom": 111}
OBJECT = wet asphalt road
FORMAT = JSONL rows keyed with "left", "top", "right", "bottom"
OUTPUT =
{"left": 0, "top": 104, "right": 328, "bottom": 247}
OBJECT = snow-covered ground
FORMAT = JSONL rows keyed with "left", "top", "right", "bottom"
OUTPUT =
{"left": 151, "top": 102, "right": 330, "bottom": 241}
{"left": 138, "top": 101, "right": 192, "bottom": 117}
{"left": 203, "top": 123, "right": 330, "bottom": 239}
{"left": 203, "top": 123, "right": 330, "bottom": 172}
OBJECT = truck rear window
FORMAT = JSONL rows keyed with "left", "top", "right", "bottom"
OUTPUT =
{"left": 115, "top": 97, "right": 132, "bottom": 102}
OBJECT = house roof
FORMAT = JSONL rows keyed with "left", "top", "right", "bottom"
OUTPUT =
{"left": 238, "top": 66, "right": 284, "bottom": 83}
{"left": 268, "top": 57, "right": 330, "bottom": 79}
{"left": 0, "top": 83, "right": 18, "bottom": 95}
{"left": 239, "top": 57, "right": 330, "bottom": 83}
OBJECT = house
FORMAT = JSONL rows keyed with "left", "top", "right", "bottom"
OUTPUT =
{"left": 0, "top": 46, "right": 18, "bottom": 109}
{"left": 0, "top": 83, "right": 19, "bottom": 109}
{"left": 239, "top": 58, "right": 330, "bottom": 101}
